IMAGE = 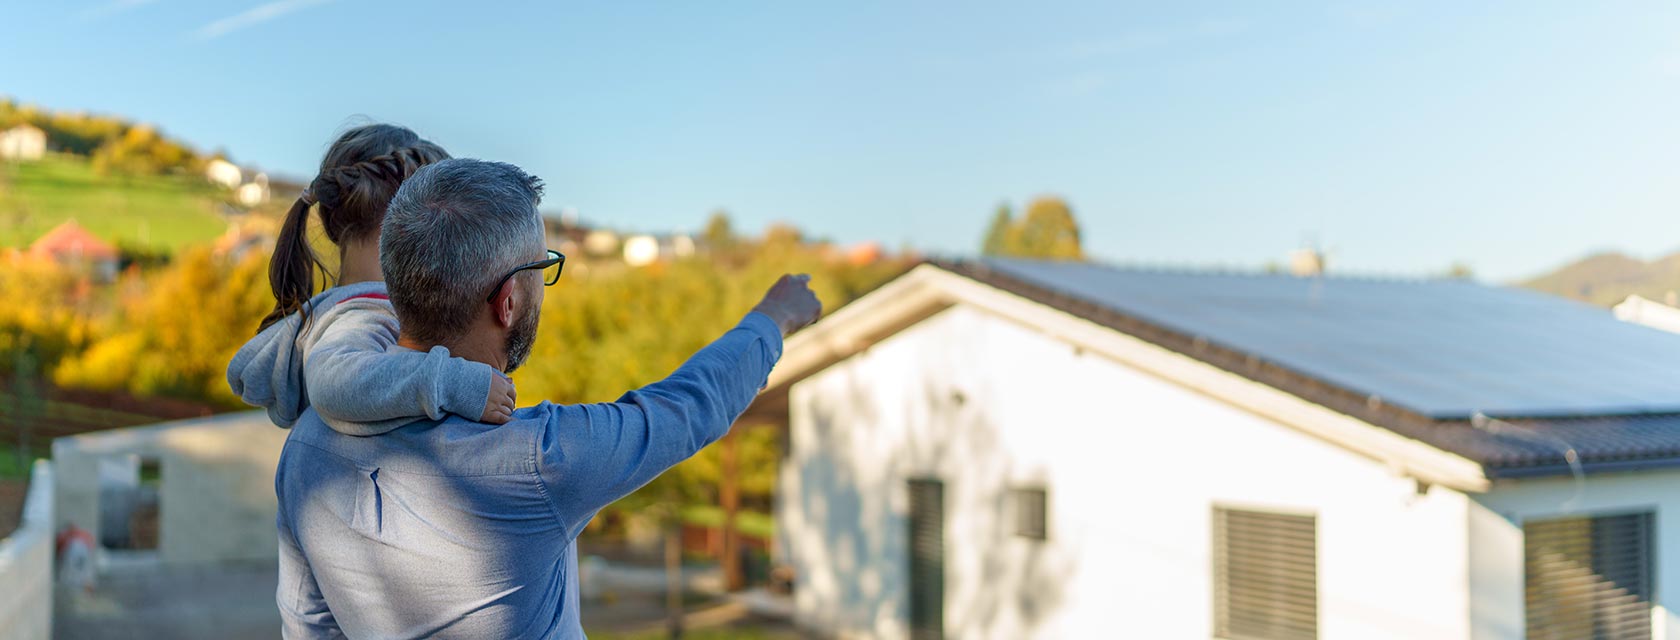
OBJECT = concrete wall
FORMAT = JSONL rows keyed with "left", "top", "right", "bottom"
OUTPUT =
{"left": 780, "top": 305, "right": 1478, "bottom": 639}
{"left": 53, "top": 411, "right": 287, "bottom": 566}
{"left": 1470, "top": 470, "right": 1680, "bottom": 639}
{"left": 0, "top": 460, "right": 55, "bottom": 640}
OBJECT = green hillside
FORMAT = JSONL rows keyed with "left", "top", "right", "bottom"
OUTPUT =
{"left": 0, "top": 153, "right": 227, "bottom": 252}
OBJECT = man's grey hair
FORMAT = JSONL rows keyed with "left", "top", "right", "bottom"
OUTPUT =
{"left": 380, "top": 158, "right": 546, "bottom": 344}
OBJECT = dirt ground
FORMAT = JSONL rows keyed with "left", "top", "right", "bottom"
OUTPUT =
{"left": 0, "top": 479, "right": 26, "bottom": 539}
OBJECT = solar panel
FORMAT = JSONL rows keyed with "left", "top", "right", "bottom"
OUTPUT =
{"left": 982, "top": 258, "right": 1680, "bottom": 419}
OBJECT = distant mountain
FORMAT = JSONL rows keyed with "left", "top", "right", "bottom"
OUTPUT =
{"left": 1521, "top": 251, "right": 1680, "bottom": 306}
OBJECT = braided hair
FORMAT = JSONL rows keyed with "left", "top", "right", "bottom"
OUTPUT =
{"left": 258, "top": 124, "right": 450, "bottom": 332}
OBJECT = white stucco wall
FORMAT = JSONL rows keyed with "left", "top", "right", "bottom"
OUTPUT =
{"left": 779, "top": 305, "right": 1479, "bottom": 639}
{"left": 0, "top": 460, "right": 54, "bottom": 640}
{"left": 53, "top": 411, "right": 287, "bottom": 566}
{"left": 1470, "top": 470, "right": 1680, "bottom": 639}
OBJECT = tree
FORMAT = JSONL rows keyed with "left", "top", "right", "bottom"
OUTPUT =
{"left": 703, "top": 210, "right": 736, "bottom": 251}
{"left": 762, "top": 222, "right": 802, "bottom": 248}
{"left": 53, "top": 247, "right": 272, "bottom": 404}
{"left": 981, "top": 202, "right": 1014, "bottom": 256}
{"left": 1015, "top": 196, "right": 1083, "bottom": 260}
{"left": 980, "top": 196, "right": 1085, "bottom": 260}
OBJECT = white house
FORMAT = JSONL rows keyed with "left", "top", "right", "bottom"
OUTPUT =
{"left": 1616, "top": 294, "right": 1680, "bottom": 335}
{"left": 235, "top": 172, "right": 270, "bottom": 207}
{"left": 624, "top": 234, "right": 661, "bottom": 267}
{"left": 622, "top": 233, "right": 698, "bottom": 267}
{"left": 0, "top": 124, "right": 46, "bottom": 161}
{"left": 755, "top": 259, "right": 1680, "bottom": 639}
{"left": 204, "top": 158, "right": 242, "bottom": 189}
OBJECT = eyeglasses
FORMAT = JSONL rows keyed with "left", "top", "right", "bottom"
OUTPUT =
{"left": 486, "top": 249, "right": 565, "bottom": 302}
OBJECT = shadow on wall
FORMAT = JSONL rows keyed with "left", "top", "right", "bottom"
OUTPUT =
{"left": 788, "top": 342, "right": 1079, "bottom": 638}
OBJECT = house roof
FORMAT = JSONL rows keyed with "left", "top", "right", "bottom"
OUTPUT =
{"left": 946, "top": 259, "right": 1680, "bottom": 478}
{"left": 30, "top": 220, "right": 118, "bottom": 260}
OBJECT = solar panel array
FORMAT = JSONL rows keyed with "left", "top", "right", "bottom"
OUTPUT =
{"left": 983, "top": 258, "right": 1680, "bottom": 419}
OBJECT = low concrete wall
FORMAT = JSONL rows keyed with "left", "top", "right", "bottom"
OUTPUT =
{"left": 53, "top": 411, "right": 286, "bottom": 566}
{"left": 0, "top": 460, "right": 55, "bottom": 640}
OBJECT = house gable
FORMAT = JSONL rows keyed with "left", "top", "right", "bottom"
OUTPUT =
{"left": 758, "top": 263, "right": 1491, "bottom": 492}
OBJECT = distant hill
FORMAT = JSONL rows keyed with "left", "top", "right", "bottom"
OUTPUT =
{"left": 0, "top": 99, "right": 304, "bottom": 255}
{"left": 1521, "top": 251, "right": 1680, "bottom": 306}
{"left": 0, "top": 154, "right": 228, "bottom": 252}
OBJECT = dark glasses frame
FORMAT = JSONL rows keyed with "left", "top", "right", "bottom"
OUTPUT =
{"left": 486, "top": 249, "right": 565, "bottom": 302}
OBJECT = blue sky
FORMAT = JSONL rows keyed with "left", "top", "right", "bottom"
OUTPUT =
{"left": 5, "top": 1, "right": 1680, "bottom": 281}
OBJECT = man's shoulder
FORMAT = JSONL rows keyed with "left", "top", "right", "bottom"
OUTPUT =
{"left": 287, "top": 407, "right": 560, "bottom": 477}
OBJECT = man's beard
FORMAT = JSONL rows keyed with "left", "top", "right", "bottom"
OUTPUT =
{"left": 503, "top": 295, "right": 542, "bottom": 374}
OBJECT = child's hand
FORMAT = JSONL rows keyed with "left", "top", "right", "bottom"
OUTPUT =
{"left": 480, "top": 374, "right": 517, "bottom": 424}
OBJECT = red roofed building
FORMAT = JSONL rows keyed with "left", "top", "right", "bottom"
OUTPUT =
{"left": 30, "top": 220, "right": 119, "bottom": 280}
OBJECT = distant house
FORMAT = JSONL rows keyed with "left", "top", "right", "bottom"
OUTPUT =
{"left": 583, "top": 229, "right": 621, "bottom": 258}
{"left": 622, "top": 233, "right": 697, "bottom": 267}
{"left": 0, "top": 124, "right": 46, "bottom": 161}
{"left": 235, "top": 172, "right": 270, "bottom": 207}
{"left": 204, "top": 158, "right": 242, "bottom": 190}
{"left": 1615, "top": 294, "right": 1680, "bottom": 335}
{"left": 623, "top": 234, "right": 660, "bottom": 267}
{"left": 752, "top": 260, "right": 1680, "bottom": 639}
{"left": 844, "top": 241, "right": 883, "bottom": 266}
{"left": 30, "top": 220, "right": 118, "bottom": 280}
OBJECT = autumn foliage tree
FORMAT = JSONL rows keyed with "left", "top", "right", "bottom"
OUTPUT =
{"left": 980, "top": 195, "right": 1086, "bottom": 260}
{"left": 0, "top": 99, "right": 203, "bottom": 176}
{"left": 53, "top": 247, "right": 272, "bottom": 404}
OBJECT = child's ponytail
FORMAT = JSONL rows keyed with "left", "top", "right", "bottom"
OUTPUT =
{"left": 258, "top": 190, "right": 323, "bottom": 333}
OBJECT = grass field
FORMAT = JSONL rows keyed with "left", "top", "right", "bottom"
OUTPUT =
{"left": 0, "top": 153, "right": 228, "bottom": 252}
{"left": 682, "top": 505, "right": 775, "bottom": 539}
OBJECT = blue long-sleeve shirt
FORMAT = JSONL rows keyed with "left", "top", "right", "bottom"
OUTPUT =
{"left": 273, "top": 312, "right": 783, "bottom": 639}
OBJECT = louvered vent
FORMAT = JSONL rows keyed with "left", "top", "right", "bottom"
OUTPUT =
{"left": 908, "top": 479, "right": 944, "bottom": 640}
{"left": 1525, "top": 512, "right": 1654, "bottom": 640}
{"left": 1213, "top": 507, "right": 1318, "bottom": 640}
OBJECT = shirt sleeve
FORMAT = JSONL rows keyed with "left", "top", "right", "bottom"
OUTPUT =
{"left": 304, "top": 300, "right": 495, "bottom": 425}
{"left": 536, "top": 311, "right": 783, "bottom": 536}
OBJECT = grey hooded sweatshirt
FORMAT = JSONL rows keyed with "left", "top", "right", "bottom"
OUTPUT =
{"left": 226, "top": 281, "right": 496, "bottom": 436}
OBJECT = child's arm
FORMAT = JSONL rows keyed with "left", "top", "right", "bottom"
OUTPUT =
{"left": 304, "top": 299, "right": 515, "bottom": 425}
{"left": 227, "top": 311, "right": 310, "bottom": 428}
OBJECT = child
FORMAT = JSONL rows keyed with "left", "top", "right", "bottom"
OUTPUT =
{"left": 227, "top": 124, "right": 516, "bottom": 434}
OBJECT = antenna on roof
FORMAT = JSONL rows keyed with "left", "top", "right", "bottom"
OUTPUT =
{"left": 1289, "top": 233, "right": 1327, "bottom": 278}
{"left": 1291, "top": 233, "right": 1328, "bottom": 304}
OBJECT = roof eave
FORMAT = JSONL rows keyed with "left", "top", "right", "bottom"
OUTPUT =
{"left": 1489, "top": 456, "right": 1680, "bottom": 480}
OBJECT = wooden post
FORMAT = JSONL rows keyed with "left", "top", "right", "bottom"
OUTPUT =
{"left": 665, "top": 487, "right": 684, "bottom": 639}
{"left": 720, "top": 430, "right": 743, "bottom": 591}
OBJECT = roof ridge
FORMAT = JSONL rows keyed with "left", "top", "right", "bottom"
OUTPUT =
{"left": 950, "top": 256, "right": 1474, "bottom": 285}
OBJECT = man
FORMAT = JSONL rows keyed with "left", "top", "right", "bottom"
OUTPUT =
{"left": 273, "top": 158, "right": 821, "bottom": 638}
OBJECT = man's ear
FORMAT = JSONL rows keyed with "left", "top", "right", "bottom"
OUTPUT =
{"left": 490, "top": 279, "right": 517, "bottom": 329}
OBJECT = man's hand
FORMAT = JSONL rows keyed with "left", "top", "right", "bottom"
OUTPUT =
{"left": 752, "top": 274, "right": 823, "bottom": 337}
{"left": 480, "top": 373, "right": 516, "bottom": 424}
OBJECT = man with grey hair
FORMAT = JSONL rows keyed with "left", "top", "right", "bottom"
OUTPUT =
{"left": 273, "top": 158, "right": 821, "bottom": 638}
